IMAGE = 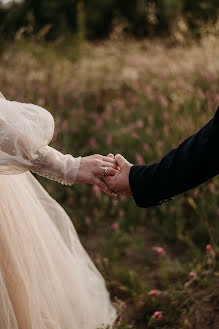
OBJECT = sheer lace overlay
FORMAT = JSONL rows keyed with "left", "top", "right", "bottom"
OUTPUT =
{"left": 31, "top": 146, "right": 81, "bottom": 185}
{"left": 0, "top": 96, "right": 81, "bottom": 184}
{"left": 0, "top": 93, "right": 116, "bottom": 329}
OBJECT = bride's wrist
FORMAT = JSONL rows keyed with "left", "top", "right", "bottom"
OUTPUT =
{"left": 72, "top": 156, "right": 82, "bottom": 184}
{"left": 74, "top": 156, "right": 90, "bottom": 184}
{"left": 74, "top": 157, "right": 83, "bottom": 183}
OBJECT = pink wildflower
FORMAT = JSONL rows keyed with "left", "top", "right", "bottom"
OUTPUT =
{"left": 148, "top": 289, "right": 161, "bottom": 296}
{"left": 120, "top": 195, "right": 127, "bottom": 202}
{"left": 143, "top": 143, "right": 151, "bottom": 152}
{"left": 206, "top": 244, "right": 215, "bottom": 258}
{"left": 131, "top": 132, "right": 139, "bottom": 139}
{"left": 135, "top": 154, "right": 144, "bottom": 164}
{"left": 66, "top": 196, "right": 74, "bottom": 205}
{"left": 112, "top": 199, "right": 119, "bottom": 206}
{"left": 85, "top": 217, "right": 91, "bottom": 225}
{"left": 88, "top": 137, "right": 97, "bottom": 149}
{"left": 207, "top": 258, "right": 213, "bottom": 265}
{"left": 145, "top": 85, "right": 152, "bottom": 96}
{"left": 61, "top": 120, "right": 69, "bottom": 133}
{"left": 159, "top": 95, "right": 168, "bottom": 107}
{"left": 111, "top": 222, "right": 119, "bottom": 231}
{"left": 136, "top": 119, "right": 144, "bottom": 129}
{"left": 153, "top": 311, "right": 163, "bottom": 320}
{"left": 106, "top": 134, "right": 112, "bottom": 146}
{"left": 153, "top": 246, "right": 165, "bottom": 255}
{"left": 119, "top": 210, "right": 125, "bottom": 217}
{"left": 189, "top": 271, "right": 197, "bottom": 280}
{"left": 208, "top": 182, "right": 215, "bottom": 193}
{"left": 206, "top": 244, "right": 213, "bottom": 253}
{"left": 92, "top": 185, "right": 101, "bottom": 198}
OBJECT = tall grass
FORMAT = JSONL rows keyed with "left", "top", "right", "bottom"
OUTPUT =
{"left": 0, "top": 35, "right": 219, "bottom": 328}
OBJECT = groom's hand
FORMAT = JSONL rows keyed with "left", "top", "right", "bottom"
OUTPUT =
{"left": 105, "top": 154, "right": 133, "bottom": 195}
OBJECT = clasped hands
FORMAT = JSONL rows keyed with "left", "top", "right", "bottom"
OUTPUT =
{"left": 76, "top": 153, "right": 133, "bottom": 197}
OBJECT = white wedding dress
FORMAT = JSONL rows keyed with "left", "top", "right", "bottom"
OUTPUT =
{"left": 0, "top": 91, "right": 116, "bottom": 329}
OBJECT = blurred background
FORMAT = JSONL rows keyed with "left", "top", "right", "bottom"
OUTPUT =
{"left": 0, "top": 1, "right": 219, "bottom": 328}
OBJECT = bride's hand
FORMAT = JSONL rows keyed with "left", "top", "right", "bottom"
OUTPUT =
{"left": 75, "top": 154, "right": 118, "bottom": 196}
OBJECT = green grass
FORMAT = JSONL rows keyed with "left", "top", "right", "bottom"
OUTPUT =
{"left": 0, "top": 36, "right": 219, "bottom": 328}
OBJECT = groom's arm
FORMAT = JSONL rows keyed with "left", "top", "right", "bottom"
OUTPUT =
{"left": 129, "top": 106, "right": 219, "bottom": 208}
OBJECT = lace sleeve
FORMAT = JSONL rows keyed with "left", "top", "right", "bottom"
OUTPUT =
{"left": 31, "top": 146, "right": 81, "bottom": 185}
{"left": 0, "top": 97, "right": 81, "bottom": 185}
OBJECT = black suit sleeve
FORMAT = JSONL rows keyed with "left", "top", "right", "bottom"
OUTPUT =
{"left": 129, "top": 106, "right": 219, "bottom": 208}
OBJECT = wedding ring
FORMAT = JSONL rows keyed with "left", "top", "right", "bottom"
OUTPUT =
{"left": 103, "top": 167, "right": 108, "bottom": 176}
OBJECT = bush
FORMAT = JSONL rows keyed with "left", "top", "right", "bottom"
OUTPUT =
{"left": 0, "top": 0, "right": 218, "bottom": 40}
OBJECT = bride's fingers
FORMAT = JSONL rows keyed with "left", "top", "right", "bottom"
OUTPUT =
{"left": 102, "top": 161, "right": 117, "bottom": 169}
{"left": 102, "top": 155, "right": 116, "bottom": 163}
{"left": 107, "top": 153, "right": 120, "bottom": 171}
{"left": 93, "top": 178, "right": 117, "bottom": 197}
{"left": 107, "top": 153, "right": 115, "bottom": 159}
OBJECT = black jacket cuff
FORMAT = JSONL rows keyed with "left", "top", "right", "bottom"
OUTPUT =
{"left": 129, "top": 106, "right": 219, "bottom": 208}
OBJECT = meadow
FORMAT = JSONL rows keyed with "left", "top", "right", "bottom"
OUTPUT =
{"left": 0, "top": 35, "right": 219, "bottom": 328}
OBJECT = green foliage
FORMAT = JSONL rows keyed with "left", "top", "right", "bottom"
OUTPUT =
{"left": 0, "top": 0, "right": 218, "bottom": 40}
{"left": 77, "top": 0, "right": 86, "bottom": 43}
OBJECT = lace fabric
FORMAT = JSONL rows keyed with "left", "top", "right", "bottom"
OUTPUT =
{"left": 32, "top": 146, "right": 81, "bottom": 186}
{"left": 0, "top": 95, "right": 81, "bottom": 184}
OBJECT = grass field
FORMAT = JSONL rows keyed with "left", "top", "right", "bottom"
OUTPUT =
{"left": 0, "top": 35, "right": 219, "bottom": 328}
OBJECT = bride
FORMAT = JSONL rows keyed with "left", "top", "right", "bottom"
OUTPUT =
{"left": 0, "top": 91, "right": 117, "bottom": 329}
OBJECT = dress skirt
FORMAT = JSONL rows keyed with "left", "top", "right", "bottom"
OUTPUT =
{"left": 0, "top": 171, "right": 116, "bottom": 329}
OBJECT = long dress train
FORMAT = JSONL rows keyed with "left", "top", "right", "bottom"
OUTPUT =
{"left": 0, "top": 92, "right": 116, "bottom": 329}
